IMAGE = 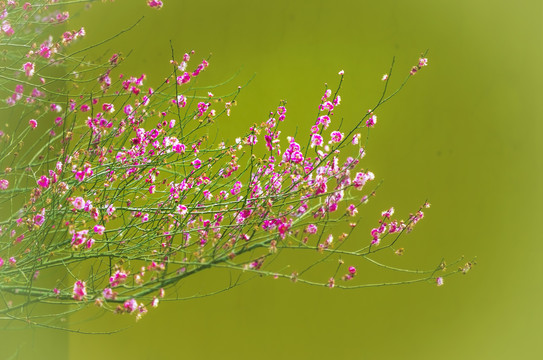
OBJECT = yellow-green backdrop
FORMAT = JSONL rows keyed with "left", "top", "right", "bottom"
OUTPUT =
{"left": 2, "top": 0, "right": 541, "bottom": 359}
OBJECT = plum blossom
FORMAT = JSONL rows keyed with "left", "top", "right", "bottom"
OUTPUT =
{"left": 366, "top": 115, "right": 377, "bottom": 128}
{"left": 37, "top": 175, "right": 50, "bottom": 188}
{"left": 72, "top": 197, "right": 85, "bottom": 210}
{"left": 73, "top": 280, "right": 86, "bottom": 301}
{"left": 23, "top": 62, "right": 35, "bottom": 77}
{"left": 330, "top": 131, "right": 343, "bottom": 143}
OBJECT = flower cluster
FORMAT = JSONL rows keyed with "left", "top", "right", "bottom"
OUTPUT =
{"left": 0, "top": 1, "right": 469, "bottom": 329}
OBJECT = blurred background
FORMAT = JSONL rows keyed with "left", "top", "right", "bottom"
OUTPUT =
{"left": 2, "top": 0, "right": 541, "bottom": 359}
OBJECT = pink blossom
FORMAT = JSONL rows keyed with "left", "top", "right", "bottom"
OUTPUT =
{"left": 102, "top": 103, "right": 114, "bottom": 113}
{"left": 106, "top": 204, "right": 116, "bottom": 216}
{"left": 83, "top": 200, "right": 93, "bottom": 212}
{"left": 123, "top": 104, "right": 133, "bottom": 115}
{"left": 72, "top": 197, "right": 85, "bottom": 210}
{"left": 86, "top": 238, "right": 95, "bottom": 249}
{"left": 381, "top": 207, "right": 394, "bottom": 218}
{"left": 352, "top": 133, "right": 361, "bottom": 145}
{"left": 23, "top": 62, "right": 35, "bottom": 77}
{"left": 38, "top": 44, "right": 51, "bottom": 59}
{"left": 102, "top": 287, "right": 117, "bottom": 300}
{"left": 366, "top": 115, "right": 377, "bottom": 128}
{"left": 73, "top": 280, "right": 86, "bottom": 301}
{"left": 347, "top": 204, "right": 358, "bottom": 216}
{"left": 109, "top": 270, "right": 128, "bottom": 287}
{"left": 330, "top": 131, "right": 343, "bottom": 143}
{"left": 436, "top": 277, "right": 444, "bottom": 286}
{"left": 33, "top": 208, "right": 45, "bottom": 226}
{"left": 352, "top": 171, "right": 374, "bottom": 190}
{"left": 0, "top": 179, "right": 9, "bottom": 190}
{"left": 311, "top": 134, "right": 323, "bottom": 147}
{"left": 93, "top": 225, "right": 105, "bottom": 235}
{"left": 176, "top": 72, "right": 191, "bottom": 85}
{"left": 305, "top": 224, "right": 318, "bottom": 234}
{"left": 177, "top": 204, "right": 188, "bottom": 215}
{"left": 419, "top": 58, "right": 428, "bottom": 67}
{"left": 317, "top": 115, "right": 331, "bottom": 129}
{"left": 37, "top": 175, "right": 50, "bottom": 188}
{"left": 1, "top": 20, "right": 14, "bottom": 36}
{"left": 246, "top": 134, "right": 257, "bottom": 145}
{"left": 74, "top": 171, "right": 85, "bottom": 182}
{"left": 124, "top": 298, "right": 138, "bottom": 313}
{"left": 348, "top": 266, "right": 357, "bottom": 275}
{"left": 290, "top": 151, "right": 304, "bottom": 164}
{"left": 230, "top": 181, "right": 242, "bottom": 195}
{"left": 71, "top": 229, "right": 89, "bottom": 247}
{"left": 0, "top": 257, "right": 3, "bottom": 267}
{"left": 320, "top": 101, "right": 334, "bottom": 112}
{"left": 147, "top": 1, "right": 163, "bottom": 9}
{"left": 191, "top": 158, "right": 202, "bottom": 169}
{"left": 8, "top": 257, "right": 16, "bottom": 266}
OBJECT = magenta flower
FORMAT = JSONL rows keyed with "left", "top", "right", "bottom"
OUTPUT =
{"left": 71, "top": 230, "right": 89, "bottom": 247}
{"left": 317, "top": 115, "right": 331, "bottom": 129}
{"left": 72, "top": 197, "right": 85, "bottom": 210}
{"left": 1, "top": 20, "right": 14, "bottom": 36}
{"left": 73, "top": 280, "right": 87, "bottom": 301}
{"left": 37, "top": 175, "right": 50, "bottom": 188}
{"left": 305, "top": 224, "right": 318, "bottom": 234}
{"left": 311, "top": 134, "right": 323, "bottom": 147}
{"left": 93, "top": 225, "right": 105, "bottom": 235}
{"left": 102, "top": 103, "right": 114, "bottom": 113}
{"left": 230, "top": 181, "right": 242, "bottom": 195}
{"left": 0, "top": 179, "right": 8, "bottom": 190}
{"left": 74, "top": 171, "right": 85, "bottom": 182}
{"left": 381, "top": 207, "right": 394, "bottom": 218}
{"left": 366, "top": 115, "right": 377, "bottom": 128}
{"left": 330, "top": 131, "right": 343, "bottom": 143}
{"left": 191, "top": 159, "right": 202, "bottom": 169}
{"left": 102, "top": 287, "right": 117, "bottom": 300}
{"left": 177, "top": 204, "right": 188, "bottom": 216}
{"left": 86, "top": 238, "right": 95, "bottom": 249}
{"left": 347, "top": 204, "right": 358, "bottom": 217}
{"left": 124, "top": 298, "right": 138, "bottom": 313}
{"left": 33, "top": 208, "right": 45, "bottom": 226}
{"left": 148, "top": 0, "right": 164, "bottom": 9}
{"left": 106, "top": 204, "right": 116, "bottom": 216}
{"left": 319, "top": 101, "right": 334, "bottom": 112}
{"left": 23, "top": 62, "right": 35, "bottom": 77}
{"left": 109, "top": 270, "right": 128, "bottom": 287}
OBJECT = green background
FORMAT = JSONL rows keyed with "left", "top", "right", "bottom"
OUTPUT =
{"left": 3, "top": 0, "right": 542, "bottom": 359}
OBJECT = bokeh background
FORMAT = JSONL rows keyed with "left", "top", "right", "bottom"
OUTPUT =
{"left": 2, "top": 0, "right": 541, "bottom": 359}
